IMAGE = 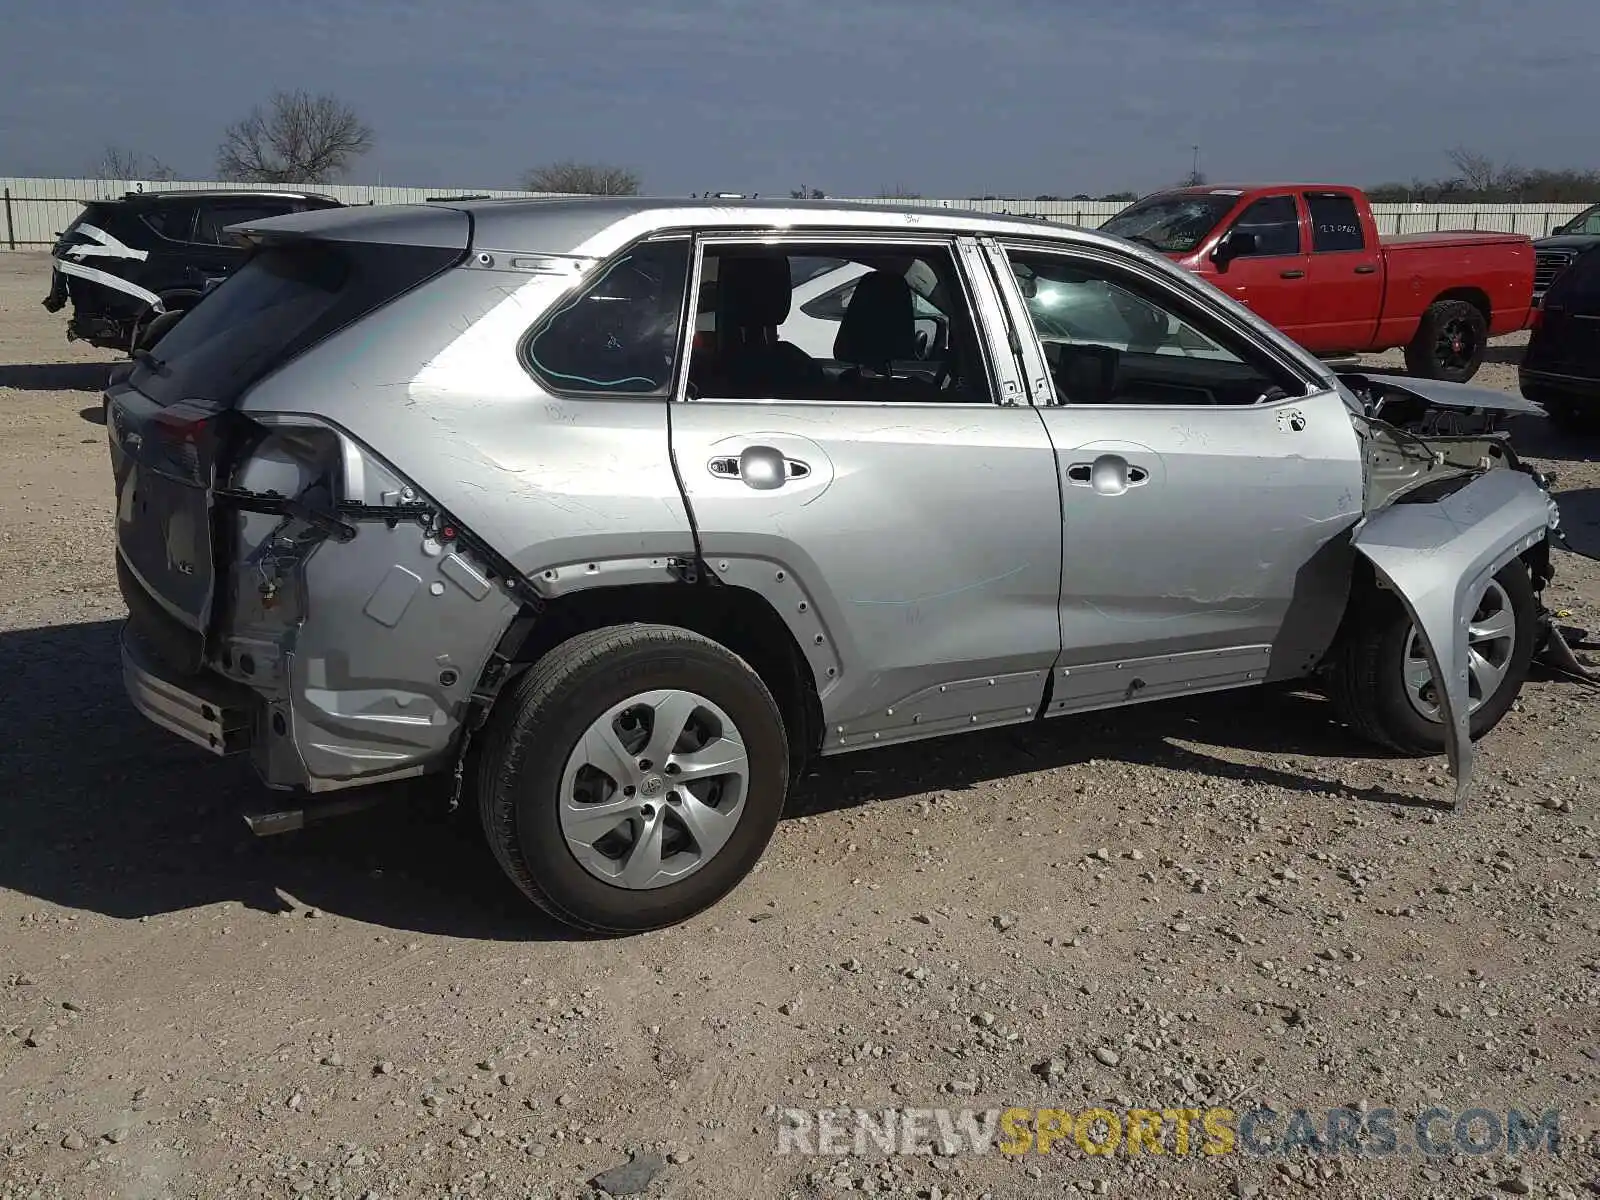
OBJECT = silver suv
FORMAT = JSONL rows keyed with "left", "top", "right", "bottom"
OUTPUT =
{"left": 107, "top": 198, "right": 1563, "bottom": 933}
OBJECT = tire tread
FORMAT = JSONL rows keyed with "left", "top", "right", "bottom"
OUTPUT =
{"left": 474, "top": 623, "right": 780, "bottom": 935}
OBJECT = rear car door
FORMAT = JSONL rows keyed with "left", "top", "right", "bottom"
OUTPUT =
{"left": 1299, "top": 190, "right": 1383, "bottom": 351}
{"left": 981, "top": 237, "right": 1366, "bottom": 715}
{"left": 662, "top": 231, "right": 1065, "bottom": 752}
{"left": 1204, "top": 194, "right": 1310, "bottom": 335}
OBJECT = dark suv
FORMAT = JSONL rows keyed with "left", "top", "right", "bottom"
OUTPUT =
{"left": 1533, "top": 202, "right": 1600, "bottom": 302}
{"left": 1520, "top": 244, "right": 1600, "bottom": 432}
{"left": 41, "top": 189, "right": 342, "bottom": 351}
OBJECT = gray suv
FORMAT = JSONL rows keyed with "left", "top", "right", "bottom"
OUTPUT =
{"left": 108, "top": 198, "right": 1565, "bottom": 933}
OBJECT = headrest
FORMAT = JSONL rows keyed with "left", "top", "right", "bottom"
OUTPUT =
{"left": 833, "top": 270, "right": 918, "bottom": 365}
{"left": 717, "top": 254, "right": 792, "bottom": 329}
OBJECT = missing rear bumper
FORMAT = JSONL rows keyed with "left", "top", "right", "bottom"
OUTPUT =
{"left": 120, "top": 624, "right": 251, "bottom": 756}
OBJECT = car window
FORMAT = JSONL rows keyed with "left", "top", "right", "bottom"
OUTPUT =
{"left": 1004, "top": 247, "right": 1305, "bottom": 407}
{"left": 1099, "top": 193, "right": 1237, "bottom": 253}
{"left": 1229, "top": 196, "right": 1301, "bottom": 257}
{"left": 800, "top": 273, "right": 945, "bottom": 323}
{"left": 688, "top": 242, "right": 992, "bottom": 404}
{"left": 139, "top": 205, "right": 197, "bottom": 242}
{"left": 1558, "top": 205, "right": 1600, "bottom": 235}
{"left": 1304, "top": 193, "right": 1365, "bottom": 252}
{"left": 523, "top": 237, "right": 690, "bottom": 396}
{"left": 192, "top": 203, "right": 296, "bottom": 246}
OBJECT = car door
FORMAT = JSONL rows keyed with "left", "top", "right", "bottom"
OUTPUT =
{"left": 979, "top": 236, "right": 1366, "bottom": 716}
{"left": 1299, "top": 190, "right": 1383, "bottom": 351}
{"left": 1201, "top": 194, "right": 1310, "bottom": 337}
{"left": 669, "top": 232, "right": 1065, "bottom": 752}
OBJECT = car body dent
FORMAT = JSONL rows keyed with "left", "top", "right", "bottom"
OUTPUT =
{"left": 1351, "top": 467, "right": 1555, "bottom": 806}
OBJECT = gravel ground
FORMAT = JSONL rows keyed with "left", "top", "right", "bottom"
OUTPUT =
{"left": 0, "top": 251, "right": 1596, "bottom": 1200}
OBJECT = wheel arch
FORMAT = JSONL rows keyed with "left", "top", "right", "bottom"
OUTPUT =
{"left": 1428, "top": 286, "right": 1491, "bottom": 326}
{"left": 490, "top": 579, "right": 825, "bottom": 780}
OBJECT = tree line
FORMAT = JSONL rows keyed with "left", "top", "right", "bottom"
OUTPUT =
{"left": 88, "top": 109, "right": 1600, "bottom": 208}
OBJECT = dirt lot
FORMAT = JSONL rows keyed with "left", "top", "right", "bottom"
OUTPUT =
{"left": 1, "top": 250, "right": 1596, "bottom": 1200}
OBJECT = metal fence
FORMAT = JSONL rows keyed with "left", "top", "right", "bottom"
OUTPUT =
{"left": 2, "top": 175, "right": 1593, "bottom": 250}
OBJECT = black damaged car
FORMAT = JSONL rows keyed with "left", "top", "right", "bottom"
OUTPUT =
{"left": 40, "top": 188, "right": 342, "bottom": 352}
{"left": 1520, "top": 243, "right": 1600, "bottom": 434}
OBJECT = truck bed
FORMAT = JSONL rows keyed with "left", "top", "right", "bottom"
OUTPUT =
{"left": 1380, "top": 231, "right": 1529, "bottom": 249}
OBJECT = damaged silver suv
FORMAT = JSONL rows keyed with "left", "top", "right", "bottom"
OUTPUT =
{"left": 108, "top": 198, "right": 1567, "bottom": 933}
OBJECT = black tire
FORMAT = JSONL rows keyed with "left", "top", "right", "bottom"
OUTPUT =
{"left": 1331, "top": 559, "right": 1535, "bottom": 755}
{"left": 1404, "top": 299, "right": 1487, "bottom": 383}
{"left": 474, "top": 624, "right": 788, "bottom": 934}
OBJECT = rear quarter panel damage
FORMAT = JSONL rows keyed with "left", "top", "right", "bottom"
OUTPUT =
{"left": 230, "top": 260, "right": 698, "bottom": 788}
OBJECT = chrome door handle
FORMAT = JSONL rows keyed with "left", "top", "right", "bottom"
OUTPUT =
{"left": 1066, "top": 455, "right": 1148, "bottom": 495}
{"left": 708, "top": 446, "right": 810, "bottom": 490}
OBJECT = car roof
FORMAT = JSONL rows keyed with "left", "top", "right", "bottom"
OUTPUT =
{"left": 1153, "top": 184, "right": 1354, "bottom": 198}
{"left": 114, "top": 189, "right": 340, "bottom": 205}
{"left": 446, "top": 195, "right": 1111, "bottom": 257}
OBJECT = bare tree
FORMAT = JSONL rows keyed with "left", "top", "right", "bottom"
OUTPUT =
{"left": 522, "top": 161, "right": 641, "bottom": 195}
{"left": 217, "top": 91, "right": 374, "bottom": 183}
{"left": 876, "top": 184, "right": 922, "bottom": 200}
{"left": 93, "top": 145, "right": 177, "bottom": 181}
{"left": 1446, "top": 145, "right": 1519, "bottom": 196}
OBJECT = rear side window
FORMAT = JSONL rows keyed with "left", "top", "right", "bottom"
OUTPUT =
{"left": 140, "top": 205, "right": 197, "bottom": 242}
{"left": 193, "top": 203, "right": 296, "bottom": 246}
{"left": 1305, "top": 193, "right": 1365, "bottom": 252}
{"left": 135, "top": 239, "right": 463, "bottom": 406}
{"left": 522, "top": 238, "right": 690, "bottom": 396}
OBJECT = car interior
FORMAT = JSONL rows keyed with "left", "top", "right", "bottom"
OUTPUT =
{"left": 1010, "top": 257, "right": 1299, "bottom": 406}
{"left": 687, "top": 246, "right": 992, "bottom": 403}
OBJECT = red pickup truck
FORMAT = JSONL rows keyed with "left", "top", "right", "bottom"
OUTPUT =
{"left": 1098, "top": 184, "right": 1536, "bottom": 382}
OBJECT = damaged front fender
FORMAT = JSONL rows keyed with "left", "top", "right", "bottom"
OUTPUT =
{"left": 1352, "top": 468, "right": 1556, "bottom": 808}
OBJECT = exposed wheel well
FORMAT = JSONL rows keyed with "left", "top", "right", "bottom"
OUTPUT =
{"left": 1430, "top": 287, "right": 1491, "bottom": 325}
{"left": 503, "top": 582, "right": 823, "bottom": 779}
{"left": 1320, "top": 532, "right": 1551, "bottom": 673}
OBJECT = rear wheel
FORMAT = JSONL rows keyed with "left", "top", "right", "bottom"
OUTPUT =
{"left": 1404, "top": 299, "right": 1487, "bottom": 383}
{"left": 1331, "top": 559, "right": 1535, "bottom": 754}
{"left": 474, "top": 624, "right": 789, "bottom": 934}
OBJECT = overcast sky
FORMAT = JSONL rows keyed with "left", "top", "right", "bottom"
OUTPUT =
{"left": 2, "top": 0, "right": 1594, "bottom": 195}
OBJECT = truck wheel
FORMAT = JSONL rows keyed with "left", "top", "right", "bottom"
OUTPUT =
{"left": 1403, "top": 299, "right": 1487, "bottom": 382}
{"left": 474, "top": 624, "right": 788, "bottom": 934}
{"left": 1330, "top": 560, "right": 1535, "bottom": 755}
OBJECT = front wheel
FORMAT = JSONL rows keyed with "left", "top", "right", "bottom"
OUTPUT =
{"left": 1403, "top": 299, "right": 1487, "bottom": 383}
{"left": 1330, "top": 559, "right": 1536, "bottom": 755}
{"left": 474, "top": 624, "right": 789, "bottom": 934}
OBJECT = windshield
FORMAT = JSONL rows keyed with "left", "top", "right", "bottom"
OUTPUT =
{"left": 1100, "top": 193, "right": 1238, "bottom": 253}
{"left": 1557, "top": 204, "right": 1600, "bottom": 236}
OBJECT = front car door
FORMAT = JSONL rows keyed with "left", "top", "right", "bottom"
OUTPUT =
{"left": 667, "top": 231, "right": 1065, "bottom": 752}
{"left": 979, "top": 236, "right": 1366, "bottom": 715}
{"left": 1201, "top": 194, "right": 1310, "bottom": 336}
{"left": 1300, "top": 190, "right": 1384, "bottom": 351}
